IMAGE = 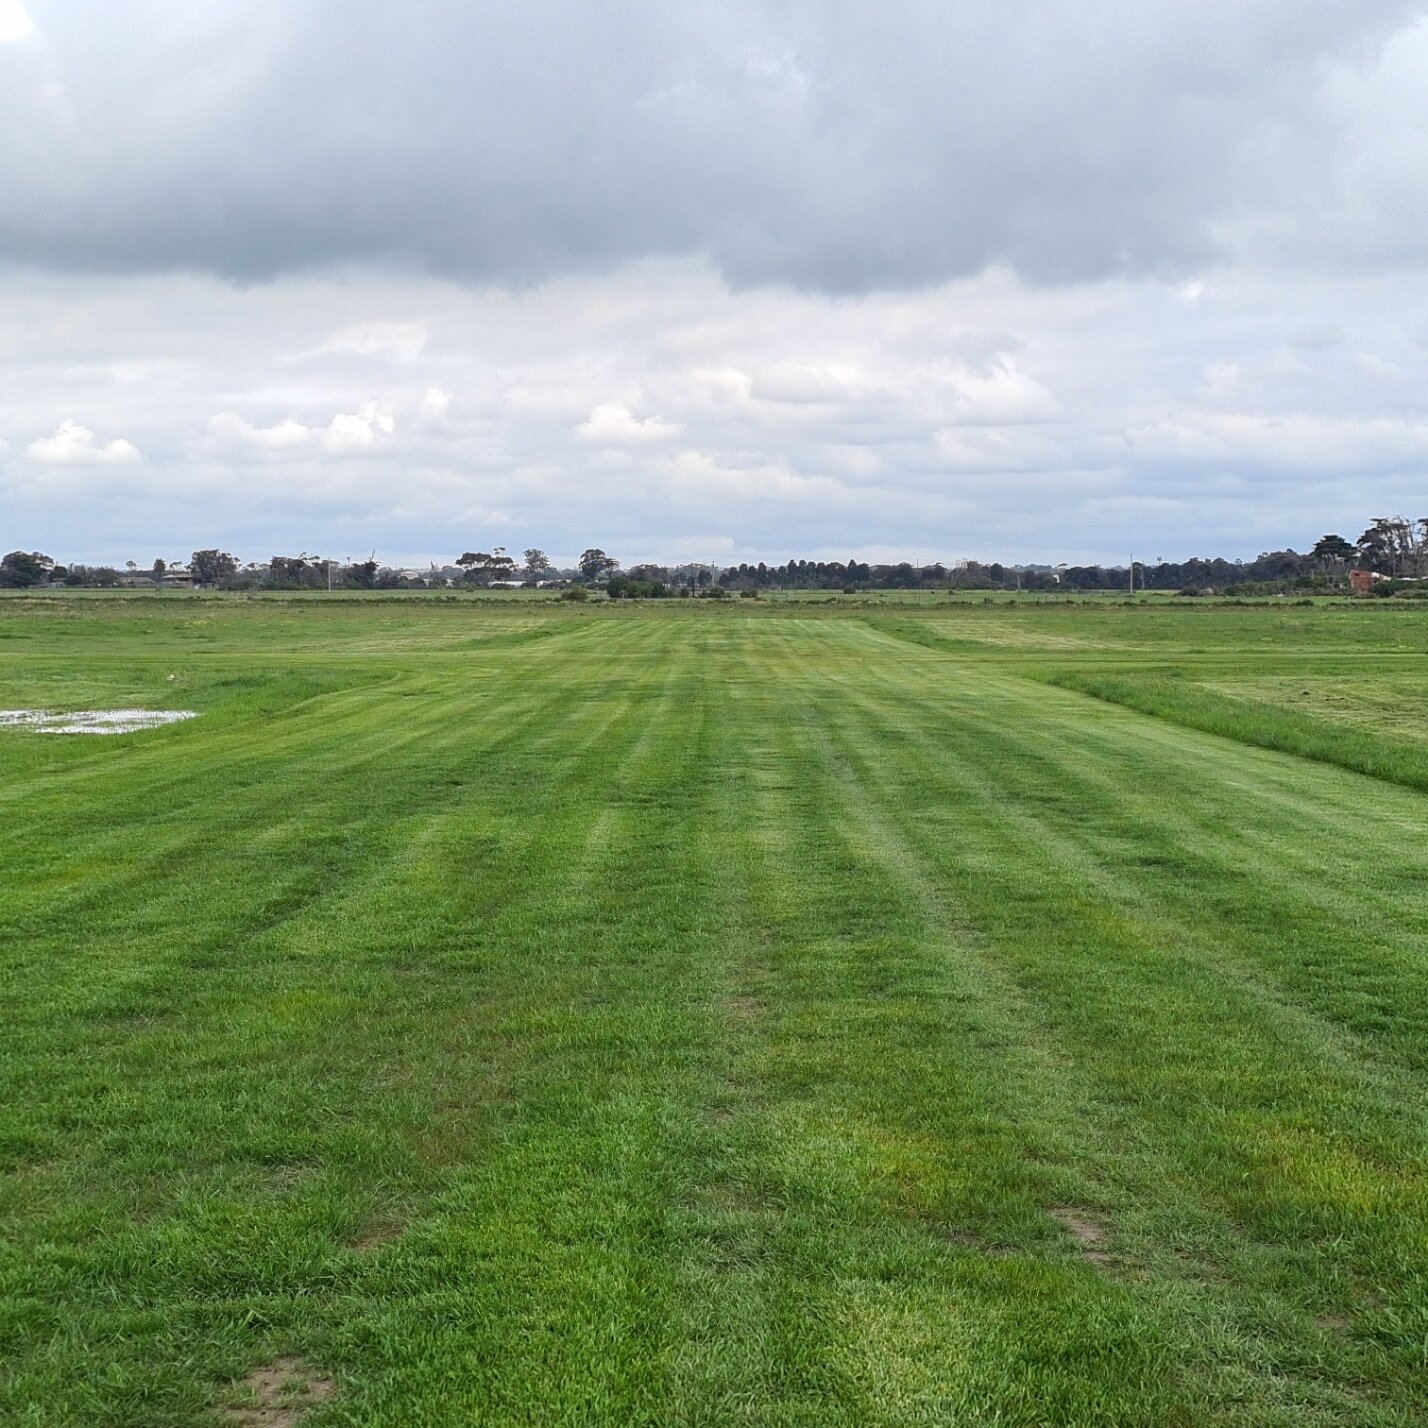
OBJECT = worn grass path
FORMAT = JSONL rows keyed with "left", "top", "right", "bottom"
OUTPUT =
{"left": 1, "top": 599, "right": 1426, "bottom": 1424}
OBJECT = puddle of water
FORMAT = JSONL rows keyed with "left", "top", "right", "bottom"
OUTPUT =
{"left": 0, "top": 709, "right": 198, "bottom": 735}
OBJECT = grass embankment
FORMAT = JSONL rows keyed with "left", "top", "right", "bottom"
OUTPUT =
{"left": 1046, "top": 670, "right": 1428, "bottom": 797}
{"left": 2, "top": 598, "right": 1427, "bottom": 1424}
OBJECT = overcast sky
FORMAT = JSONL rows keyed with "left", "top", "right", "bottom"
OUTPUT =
{"left": 3, "top": 0, "right": 1427, "bottom": 568}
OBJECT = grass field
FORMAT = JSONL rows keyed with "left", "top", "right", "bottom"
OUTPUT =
{"left": 2, "top": 595, "right": 1427, "bottom": 1426}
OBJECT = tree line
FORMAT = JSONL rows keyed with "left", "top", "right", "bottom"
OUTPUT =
{"left": 4, "top": 517, "right": 1426, "bottom": 593}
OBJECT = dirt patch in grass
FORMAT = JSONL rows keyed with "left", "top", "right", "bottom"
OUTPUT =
{"left": 726, "top": 994, "right": 762, "bottom": 1020}
{"left": 224, "top": 1357, "right": 335, "bottom": 1427}
{"left": 1049, "top": 1205, "right": 1113, "bottom": 1265}
{"left": 349, "top": 1222, "right": 403, "bottom": 1252}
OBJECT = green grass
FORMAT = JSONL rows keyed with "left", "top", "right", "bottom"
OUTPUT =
{"left": 2, "top": 596, "right": 1427, "bottom": 1425}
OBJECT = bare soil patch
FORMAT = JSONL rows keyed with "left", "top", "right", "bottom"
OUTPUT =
{"left": 224, "top": 1357, "right": 335, "bottom": 1427}
{"left": 1049, "top": 1205, "right": 1113, "bottom": 1265}
{"left": 349, "top": 1222, "right": 403, "bottom": 1252}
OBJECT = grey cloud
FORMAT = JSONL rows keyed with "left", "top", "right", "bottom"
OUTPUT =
{"left": 1, "top": 2, "right": 1425, "bottom": 290}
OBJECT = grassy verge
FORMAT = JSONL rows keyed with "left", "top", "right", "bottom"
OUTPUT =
{"left": 1045, "top": 668, "right": 1428, "bottom": 796}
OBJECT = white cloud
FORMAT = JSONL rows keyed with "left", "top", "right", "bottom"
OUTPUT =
{"left": 206, "top": 402, "right": 395, "bottom": 454}
{"left": 0, "top": 0, "right": 34, "bottom": 44}
{"left": 662, "top": 448, "right": 843, "bottom": 503}
{"left": 1354, "top": 352, "right": 1402, "bottom": 379}
{"left": 302, "top": 322, "right": 429, "bottom": 361}
{"left": 750, "top": 362, "right": 860, "bottom": 406}
{"left": 321, "top": 401, "right": 395, "bottom": 451}
{"left": 576, "top": 401, "right": 683, "bottom": 442}
{"left": 941, "top": 358, "right": 1061, "bottom": 426}
{"left": 27, "top": 420, "right": 139, "bottom": 465}
{"left": 207, "top": 411, "right": 313, "bottom": 450}
{"left": 1124, "top": 412, "right": 1428, "bottom": 473}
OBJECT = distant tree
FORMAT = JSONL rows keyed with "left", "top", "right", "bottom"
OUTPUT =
{"left": 190, "top": 549, "right": 238, "bottom": 585}
{"left": 0, "top": 550, "right": 52, "bottom": 587}
{"left": 578, "top": 548, "right": 618, "bottom": 581}
{"left": 268, "top": 555, "right": 311, "bottom": 585}
{"left": 1312, "top": 534, "right": 1355, "bottom": 563}
{"left": 523, "top": 548, "right": 551, "bottom": 580}
{"left": 1356, "top": 518, "right": 1427, "bottom": 578}
{"left": 1355, "top": 523, "right": 1388, "bottom": 573}
{"left": 457, "top": 547, "right": 517, "bottom": 585}
{"left": 1309, "top": 534, "right": 1355, "bottom": 586}
{"left": 151, "top": 557, "right": 167, "bottom": 578}
{"left": 348, "top": 557, "right": 378, "bottom": 588}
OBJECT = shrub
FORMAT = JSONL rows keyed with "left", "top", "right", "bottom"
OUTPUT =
{"left": 559, "top": 585, "right": 590, "bottom": 602}
{"left": 606, "top": 577, "right": 668, "bottom": 599}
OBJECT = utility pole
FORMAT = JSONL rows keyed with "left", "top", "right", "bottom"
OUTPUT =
{"left": 1129, "top": 553, "right": 1134, "bottom": 595}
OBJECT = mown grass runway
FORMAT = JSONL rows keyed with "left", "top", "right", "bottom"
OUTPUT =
{"left": 2, "top": 596, "right": 1427, "bottom": 1425}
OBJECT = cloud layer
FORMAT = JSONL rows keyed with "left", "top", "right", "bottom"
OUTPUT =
{"left": 2, "top": 2, "right": 1427, "bottom": 289}
{"left": 2, "top": 3, "right": 1427, "bottom": 565}
{"left": 3, "top": 259, "right": 1425, "bottom": 567}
